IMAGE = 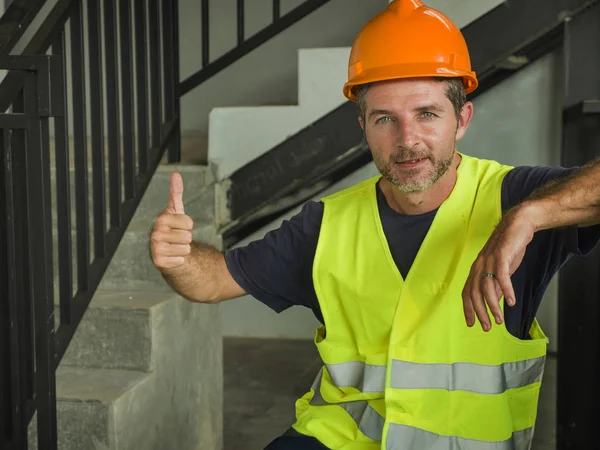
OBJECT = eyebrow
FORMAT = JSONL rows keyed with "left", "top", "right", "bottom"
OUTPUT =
{"left": 368, "top": 109, "right": 394, "bottom": 120}
{"left": 415, "top": 103, "right": 445, "bottom": 113}
{"left": 368, "top": 103, "right": 446, "bottom": 120}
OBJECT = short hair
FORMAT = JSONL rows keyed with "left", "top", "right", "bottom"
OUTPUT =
{"left": 356, "top": 77, "right": 466, "bottom": 121}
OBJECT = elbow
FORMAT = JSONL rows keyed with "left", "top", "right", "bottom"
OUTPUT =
{"left": 181, "top": 291, "right": 223, "bottom": 305}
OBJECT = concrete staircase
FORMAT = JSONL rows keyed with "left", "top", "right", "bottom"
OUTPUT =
{"left": 29, "top": 162, "right": 223, "bottom": 450}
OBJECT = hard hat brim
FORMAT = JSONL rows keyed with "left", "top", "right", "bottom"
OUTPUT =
{"left": 343, "top": 63, "right": 478, "bottom": 102}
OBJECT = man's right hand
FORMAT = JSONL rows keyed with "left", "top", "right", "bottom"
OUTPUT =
{"left": 150, "top": 172, "right": 194, "bottom": 271}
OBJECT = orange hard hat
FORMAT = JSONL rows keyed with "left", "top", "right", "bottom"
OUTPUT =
{"left": 343, "top": 0, "right": 478, "bottom": 102}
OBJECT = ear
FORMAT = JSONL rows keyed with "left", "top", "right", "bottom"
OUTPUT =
{"left": 359, "top": 115, "right": 365, "bottom": 130}
{"left": 455, "top": 102, "right": 474, "bottom": 141}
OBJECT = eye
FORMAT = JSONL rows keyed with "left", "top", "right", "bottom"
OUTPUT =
{"left": 375, "top": 116, "right": 392, "bottom": 124}
{"left": 421, "top": 112, "right": 436, "bottom": 119}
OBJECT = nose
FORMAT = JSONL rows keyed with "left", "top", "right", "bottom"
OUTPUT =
{"left": 396, "top": 119, "right": 418, "bottom": 149}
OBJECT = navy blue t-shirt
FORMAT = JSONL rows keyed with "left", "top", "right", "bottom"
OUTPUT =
{"left": 225, "top": 165, "right": 600, "bottom": 339}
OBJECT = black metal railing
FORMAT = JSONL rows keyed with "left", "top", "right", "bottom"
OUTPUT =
{"left": 0, "top": 0, "right": 179, "bottom": 448}
{"left": 178, "top": 0, "right": 331, "bottom": 96}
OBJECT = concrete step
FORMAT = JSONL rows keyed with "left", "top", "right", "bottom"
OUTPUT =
{"left": 60, "top": 290, "right": 175, "bottom": 372}
{"left": 55, "top": 367, "right": 151, "bottom": 450}
{"left": 33, "top": 293, "right": 223, "bottom": 450}
{"left": 28, "top": 366, "right": 152, "bottom": 450}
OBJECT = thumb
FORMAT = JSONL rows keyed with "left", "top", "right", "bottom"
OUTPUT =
{"left": 167, "top": 172, "right": 185, "bottom": 214}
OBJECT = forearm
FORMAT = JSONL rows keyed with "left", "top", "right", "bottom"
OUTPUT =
{"left": 160, "top": 242, "right": 232, "bottom": 303}
{"left": 518, "top": 158, "right": 600, "bottom": 232}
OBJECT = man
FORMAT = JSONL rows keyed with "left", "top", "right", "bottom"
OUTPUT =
{"left": 150, "top": 1, "right": 600, "bottom": 448}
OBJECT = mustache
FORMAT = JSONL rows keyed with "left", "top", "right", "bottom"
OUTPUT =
{"left": 389, "top": 149, "right": 430, "bottom": 163}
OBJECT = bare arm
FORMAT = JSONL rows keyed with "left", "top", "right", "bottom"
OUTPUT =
{"left": 521, "top": 157, "right": 600, "bottom": 230}
{"left": 463, "top": 158, "right": 600, "bottom": 331}
{"left": 150, "top": 172, "right": 246, "bottom": 303}
{"left": 159, "top": 242, "right": 246, "bottom": 303}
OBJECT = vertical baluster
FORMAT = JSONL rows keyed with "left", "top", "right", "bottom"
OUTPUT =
{"left": 273, "top": 0, "right": 281, "bottom": 21}
{"left": 148, "top": 0, "right": 161, "bottom": 148}
{"left": 162, "top": 0, "right": 175, "bottom": 157}
{"left": 202, "top": 0, "right": 209, "bottom": 67}
{"left": 134, "top": 0, "right": 149, "bottom": 173}
{"left": 51, "top": 31, "right": 73, "bottom": 325}
{"left": 24, "top": 67, "right": 57, "bottom": 450}
{"left": 87, "top": 0, "right": 106, "bottom": 257}
{"left": 70, "top": 1, "right": 90, "bottom": 291}
{"left": 1, "top": 127, "right": 25, "bottom": 448}
{"left": 237, "top": 0, "right": 244, "bottom": 45}
{"left": 169, "top": 0, "right": 181, "bottom": 162}
{"left": 120, "top": 0, "right": 136, "bottom": 198}
{"left": 10, "top": 92, "right": 35, "bottom": 423}
{"left": 104, "top": 0, "right": 122, "bottom": 228}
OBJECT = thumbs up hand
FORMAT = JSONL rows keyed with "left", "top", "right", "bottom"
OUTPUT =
{"left": 150, "top": 172, "right": 194, "bottom": 271}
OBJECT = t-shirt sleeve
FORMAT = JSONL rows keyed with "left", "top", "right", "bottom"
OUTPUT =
{"left": 502, "top": 165, "right": 600, "bottom": 256}
{"left": 224, "top": 200, "right": 324, "bottom": 313}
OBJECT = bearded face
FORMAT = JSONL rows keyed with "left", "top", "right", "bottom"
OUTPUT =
{"left": 360, "top": 78, "right": 469, "bottom": 193}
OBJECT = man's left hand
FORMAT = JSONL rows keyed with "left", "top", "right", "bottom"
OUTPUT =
{"left": 462, "top": 205, "right": 537, "bottom": 331}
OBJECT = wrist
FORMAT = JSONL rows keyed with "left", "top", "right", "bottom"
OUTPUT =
{"left": 160, "top": 256, "right": 192, "bottom": 280}
{"left": 513, "top": 199, "right": 552, "bottom": 233}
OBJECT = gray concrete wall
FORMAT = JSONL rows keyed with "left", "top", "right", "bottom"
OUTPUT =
{"left": 221, "top": 49, "right": 564, "bottom": 354}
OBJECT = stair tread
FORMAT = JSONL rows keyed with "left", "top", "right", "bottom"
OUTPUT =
{"left": 56, "top": 366, "right": 151, "bottom": 402}
{"left": 89, "top": 289, "right": 177, "bottom": 310}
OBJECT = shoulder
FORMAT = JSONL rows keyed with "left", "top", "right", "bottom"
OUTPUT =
{"left": 223, "top": 200, "right": 324, "bottom": 312}
{"left": 250, "top": 200, "right": 324, "bottom": 250}
{"left": 322, "top": 175, "right": 381, "bottom": 203}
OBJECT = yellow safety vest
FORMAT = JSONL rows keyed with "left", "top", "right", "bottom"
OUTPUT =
{"left": 292, "top": 153, "right": 548, "bottom": 449}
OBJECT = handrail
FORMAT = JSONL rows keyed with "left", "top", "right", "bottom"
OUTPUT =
{"left": 178, "top": 0, "right": 331, "bottom": 96}
{"left": 0, "top": 0, "right": 74, "bottom": 112}
{"left": 0, "top": 0, "right": 47, "bottom": 55}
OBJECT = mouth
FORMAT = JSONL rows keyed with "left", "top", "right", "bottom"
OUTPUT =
{"left": 395, "top": 157, "right": 428, "bottom": 168}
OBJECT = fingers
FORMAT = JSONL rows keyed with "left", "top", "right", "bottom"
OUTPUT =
{"left": 152, "top": 242, "right": 191, "bottom": 258}
{"left": 462, "top": 271, "right": 476, "bottom": 328}
{"left": 463, "top": 254, "right": 514, "bottom": 332}
{"left": 464, "top": 261, "right": 494, "bottom": 332}
{"left": 481, "top": 275, "right": 503, "bottom": 326}
{"left": 153, "top": 213, "right": 194, "bottom": 232}
{"left": 150, "top": 230, "right": 193, "bottom": 270}
{"left": 167, "top": 172, "right": 185, "bottom": 214}
{"left": 495, "top": 260, "right": 516, "bottom": 307}
{"left": 151, "top": 229, "right": 193, "bottom": 245}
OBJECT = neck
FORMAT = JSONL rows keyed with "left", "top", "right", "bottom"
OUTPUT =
{"left": 380, "top": 153, "right": 461, "bottom": 215}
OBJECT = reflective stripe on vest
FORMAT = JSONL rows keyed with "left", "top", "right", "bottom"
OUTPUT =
{"left": 326, "top": 361, "right": 387, "bottom": 393}
{"left": 390, "top": 356, "right": 546, "bottom": 394}
{"left": 311, "top": 368, "right": 536, "bottom": 449}
{"left": 310, "top": 368, "right": 384, "bottom": 442}
{"left": 385, "top": 423, "right": 535, "bottom": 450}
{"left": 323, "top": 355, "right": 545, "bottom": 395}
